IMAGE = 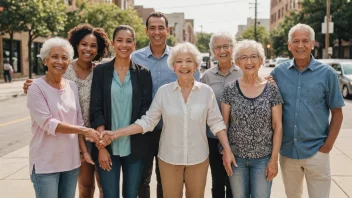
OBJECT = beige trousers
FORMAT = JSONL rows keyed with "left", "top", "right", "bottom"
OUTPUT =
{"left": 158, "top": 157, "right": 209, "bottom": 198}
{"left": 280, "top": 151, "right": 331, "bottom": 198}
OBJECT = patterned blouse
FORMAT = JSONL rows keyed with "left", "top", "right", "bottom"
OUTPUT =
{"left": 63, "top": 65, "right": 93, "bottom": 128}
{"left": 221, "top": 80, "right": 283, "bottom": 158}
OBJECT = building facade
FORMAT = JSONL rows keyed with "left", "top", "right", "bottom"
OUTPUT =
{"left": 165, "top": 13, "right": 195, "bottom": 44}
{"left": 135, "top": 5, "right": 155, "bottom": 24}
{"left": 236, "top": 18, "right": 270, "bottom": 39}
{"left": 269, "top": 0, "right": 302, "bottom": 31}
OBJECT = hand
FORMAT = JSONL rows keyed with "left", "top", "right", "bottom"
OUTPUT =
{"left": 319, "top": 143, "right": 333, "bottom": 153}
{"left": 23, "top": 79, "right": 34, "bottom": 94}
{"left": 222, "top": 148, "right": 237, "bottom": 176}
{"left": 85, "top": 128, "right": 100, "bottom": 143}
{"left": 266, "top": 159, "right": 278, "bottom": 181}
{"left": 82, "top": 152, "right": 95, "bottom": 165}
{"left": 264, "top": 75, "right": 276, "bottom": 85}
{"left": 100, "top": 130, "right": 119, "bottom": 146}
{"left": 99, "top": 148, "right": 112, "bottom": 171}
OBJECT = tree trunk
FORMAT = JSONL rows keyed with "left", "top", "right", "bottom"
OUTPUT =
{"left": 338, "top": 38, "right": 343, "bottom": 58}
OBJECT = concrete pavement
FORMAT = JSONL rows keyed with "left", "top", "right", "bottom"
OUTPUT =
{"left": 1, "top": 128, "right": 352, "bottom": 197}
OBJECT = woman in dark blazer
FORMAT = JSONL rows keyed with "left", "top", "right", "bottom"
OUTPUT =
{"left": 90, "top": 25, "right": 152, "bottom": 198}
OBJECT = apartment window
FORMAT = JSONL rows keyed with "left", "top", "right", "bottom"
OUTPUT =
{"left": 286, "top": 4, "right": 288, "bottom": 11}
{"left": 104, "top": 0, "right": 112, "bottom": 3}
{"left": 278, "top": 10, "right": 281, "bottom": 18}
{"left": 282, "top": 7, "right": 284, "bottom": 15}
{"left": 2, "top": 38, "right": 21, "bottom": 73}
{"left": 293, "top": 0, "right": 296, "bottom": 9}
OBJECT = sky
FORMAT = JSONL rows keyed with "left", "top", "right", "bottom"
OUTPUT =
{"left": 134, "top": 0, "right": 270, "bottom": 35}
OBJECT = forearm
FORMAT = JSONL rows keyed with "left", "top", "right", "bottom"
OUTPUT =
{"left": 216, "top": 130, "right": 231, "bottom": 151}
{"left": 271, "top": 123, "right": 282, "bottom": 161}
{"left": 96, "top": 125, "right": 105, "bottom": 133}
{"left": 325, "top": 108, "right": 343, "bottom": 147}
{"left": 79, "top": 135, "right": 88, "bottom": 153}
{"left": 55, "top": 122, "right": 88, "bottom": 135}
{"left": 113, "top": 124, "right": 143, "bottom": 139}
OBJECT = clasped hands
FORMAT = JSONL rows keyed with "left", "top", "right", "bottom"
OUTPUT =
{"left": 84, "top": 129, "right": 117, "bottom": 149}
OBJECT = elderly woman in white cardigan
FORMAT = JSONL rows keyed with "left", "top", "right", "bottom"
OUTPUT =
{"left": 100, "top": 42, "right": 235, "bottom": 198}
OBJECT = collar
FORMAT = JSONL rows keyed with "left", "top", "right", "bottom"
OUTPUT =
{"left": 145, "top": 43, "right": 170, "bottom": 58}
{"left": 211, "top": 63, "right": 239, "bottom": 75}
{"left": 172, "top": 80, "right": 201, "bottom": 91}
{"left": 288, "top": 55, "right": 317, "bottom": 71}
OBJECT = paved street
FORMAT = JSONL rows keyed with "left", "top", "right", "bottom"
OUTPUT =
{"left": 0, "top": 66, "right": 352, "bottom": 197}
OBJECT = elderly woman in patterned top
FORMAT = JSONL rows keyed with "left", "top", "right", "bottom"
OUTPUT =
{"left": 221, "top": 39, "right": 283, "bottom": 198}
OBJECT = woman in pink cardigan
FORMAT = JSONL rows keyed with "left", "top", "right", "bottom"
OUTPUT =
{"left": 26, "top": 37, "right": 100, "bottom": 198}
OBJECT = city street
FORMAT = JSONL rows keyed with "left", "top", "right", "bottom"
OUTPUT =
{"left": 1, "top": 66, "right": 352, "bottom": 197}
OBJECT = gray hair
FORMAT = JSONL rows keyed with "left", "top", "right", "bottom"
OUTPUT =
{"left": 209, "top": 32, "right": 236, "bottom": 56}
{"left": 288, "top": 23, "right": 315, "bottom": 41}
{"left": 167, "top": 42, "right": 202, "bottom": 70}
{"left": 234, "top": 39, "right": 265, "bottom": 62}
{"left": 40, "top": 37, "right": 74, "bottom": 61}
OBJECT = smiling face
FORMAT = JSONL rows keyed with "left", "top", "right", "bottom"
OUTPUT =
{"left": 146, "top": 17, "right": 169, "bottom": 47}
{"left": 77, "top": 34, "right": 98, "bottom": 62}
{"left": 112, "top": 29, "right": 136, "bottom": 59}
{"left": 288, "top": 29, "right": 315, "bottom": 62}
{"left": 213, "top": 37, "right": 233, "bottom": 65}
{"left": 236, "top": 47, "right": 263, "bottom": 75}
{"left": 44, "top": 46, "right": 70, "bottom": 77}
{"left": 173, "top": 52, "right": 197, "bottom": 80}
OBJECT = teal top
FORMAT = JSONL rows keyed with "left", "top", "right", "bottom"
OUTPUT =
{"left": 110, "top": 70, "right": 132, "bottom": 156}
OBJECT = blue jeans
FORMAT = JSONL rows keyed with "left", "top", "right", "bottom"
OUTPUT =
{"left": 228, "top": 155, "right": 272, "bottom": 198}
{"left": 30, "top": 167, "right": 79, "bottom": 198}
{"left": 97, "top": 154, "right": 144, "bottom": 198}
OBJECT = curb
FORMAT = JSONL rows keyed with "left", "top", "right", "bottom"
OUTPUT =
{"left": 0, "top": 92, "right": 26, "bottom": 102}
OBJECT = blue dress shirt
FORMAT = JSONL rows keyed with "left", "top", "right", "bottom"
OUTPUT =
{"left": 271, "top": 57, "right": 344, "bottom": 159}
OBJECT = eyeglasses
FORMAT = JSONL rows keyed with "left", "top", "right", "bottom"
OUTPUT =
{"left": 214, "top": 44, "right": 233, "bottom": 52}
{"left": 237, "top": 54, "right": 259, "bottom": 63}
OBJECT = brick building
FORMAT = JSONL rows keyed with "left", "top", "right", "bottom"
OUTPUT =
{"left": 269, "top": 0, "right": 302, "bottom": 31}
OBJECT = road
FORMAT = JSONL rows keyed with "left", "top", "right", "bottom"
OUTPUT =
{"left": 1, "top": 66, "right": 352, "bottom": 156}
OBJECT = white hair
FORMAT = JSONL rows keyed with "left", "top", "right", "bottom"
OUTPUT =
{"left": 288, "top": 23, "right": 315, "bottom": 41}
{"left": 208, "top": 32, "right": 236, "bottom": 56}
{"left": 167, "top": 42, "right": 202, "bottom": 70}
{"left": 40, "top": 37, "right": 74, "bottom": 61}
{"left": 234, "top": 39, "right": 265, "bottom": 61}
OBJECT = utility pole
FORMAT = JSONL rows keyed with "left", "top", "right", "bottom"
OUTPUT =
{"left": 324, "top": 0, "right": 330, "bottom": 58}
{"left": 254, "top": 0, "right": 257, "bottom": 41}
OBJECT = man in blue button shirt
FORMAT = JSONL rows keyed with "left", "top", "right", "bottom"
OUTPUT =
{"left": 271, "top": 24, "right": 344, "bottom": 198}
{"left": 131, "top": 12, "right": 200, "bottom": 198}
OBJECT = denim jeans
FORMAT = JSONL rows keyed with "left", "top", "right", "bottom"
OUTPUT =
{"left": 208, "top": 137, "right": 232, "bottom": 198}
{"left": 30, "top": 167, "right": 79, "bottom": 198}
{"left": 96, "top": 154, "right": 143, "bottom": 198}
{"left": 228, "top": 155, "right": 272, "bottom": 198}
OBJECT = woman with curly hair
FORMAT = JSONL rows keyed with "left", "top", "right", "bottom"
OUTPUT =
{"left": 24, "top": 23, "right": 110, "bottom": 198}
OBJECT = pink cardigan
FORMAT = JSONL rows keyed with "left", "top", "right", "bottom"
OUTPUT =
{"left": 27, "top": 77, "right": 84, "bottom": 174}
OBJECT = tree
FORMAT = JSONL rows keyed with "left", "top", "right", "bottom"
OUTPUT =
{"left": 0, "top": 0, "right": 25, "bottom": 66}
{"left": 196, "top": 32, "right": 212, "bottom": 53}
{"left": 20, "top": 0, "right": 67, "bottom": 78}
{"left": 241, "top": 25, "right": 269, "bottom": 48}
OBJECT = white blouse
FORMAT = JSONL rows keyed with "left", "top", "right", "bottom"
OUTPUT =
{"left": 135, "top": 81, "right": 226, "bottom": 165}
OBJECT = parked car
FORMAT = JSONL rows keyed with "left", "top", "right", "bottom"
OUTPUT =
{"left": 318, "top": 59, "right": 352, "bottom": 98}
{"left": 269, "top": 57, "right": 290, "bottom": 67}
{"left": 264, "top": 59, "right": 271, "bottom": 67}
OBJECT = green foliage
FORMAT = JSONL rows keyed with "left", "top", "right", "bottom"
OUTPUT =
{"left": 241, "top": 25, "right": 269, "bottom": 47}
{"left": 196, "top": 32, "right": 213, "bottom": 53}
{"left": 0, "top": 0, "right": 24, "bottom": 35}
{"left": 166, "top": 35, "right": 177, "bottom": 47}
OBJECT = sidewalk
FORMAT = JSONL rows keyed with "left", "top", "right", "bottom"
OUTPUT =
{"left": 1, "top": 130, "right": 352, "bottom": 197}
{"left": 0, "top": 80, "right": 27, "bottom": 102}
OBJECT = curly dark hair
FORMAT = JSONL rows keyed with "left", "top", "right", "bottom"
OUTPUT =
{"left": 68, "top": 24, "right": 110, "bottom": 61}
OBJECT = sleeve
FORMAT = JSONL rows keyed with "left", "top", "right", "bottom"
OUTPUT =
{"left": 327, "top": 70, "right": 345, "bottom": 109}
{"left": 139, "top": 68, "right": 153, "bottom": 118}
{"left": 90, "top": 66, "right": 105, "bottom": 129}
{"left": 220, "top": 83, "right": 233, "bottom": 105}
{"left": 194, "top": 69, "right": 201, "bottom": 81}
{"left": 135, "top": 87, "right": 163, "bottom": 133}
{"left": 207, "top": 89, "right": 227, "bottom": 135}
{"left": 26, "top": 84, "right": 60, "bottom": 136}
{"left": 270, "top": 83, "right": 284, "bottom": 107}
{"left": 200, "top": 72, "right": 207, "bottom": 84}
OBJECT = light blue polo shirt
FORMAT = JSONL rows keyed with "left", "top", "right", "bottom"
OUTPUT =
{"left": 271, "top": 57, "right": 344, "bottom": 159}
{"left": 110, "top": 70, "right": 132, "bottom": 156}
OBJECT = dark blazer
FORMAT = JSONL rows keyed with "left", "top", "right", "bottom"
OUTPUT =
{"left": 90, "top": 58, "right": 152, "bottom": 162}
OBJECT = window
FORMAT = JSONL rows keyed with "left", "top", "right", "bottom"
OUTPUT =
{"left": 278, "top": 10, "right": 281, "bottom": 18}
{"left": 2, "top": 38, "right": 21, "bottom": 73}
{"left": 286, "top": 4, "right": 288, "bottom": 11}
{"left": 31, "top": 42, "right": 45, "bottom": 75}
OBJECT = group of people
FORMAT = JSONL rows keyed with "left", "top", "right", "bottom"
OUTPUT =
{"left": 23, "top": 11, "right": 344, "bottom": 198}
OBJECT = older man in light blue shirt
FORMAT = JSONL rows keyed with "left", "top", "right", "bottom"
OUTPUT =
{"left": 271, "top": 24, "right": 344, "bottom": 198}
